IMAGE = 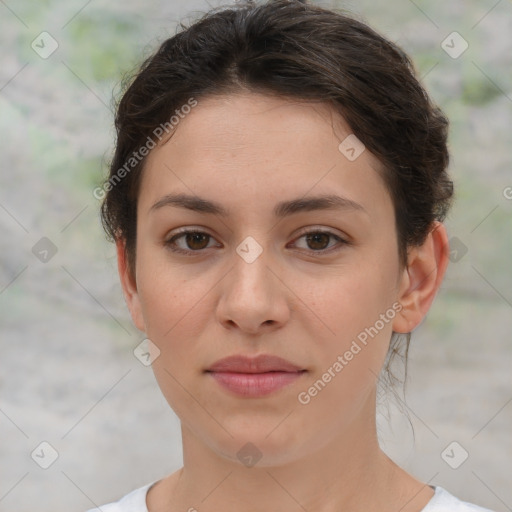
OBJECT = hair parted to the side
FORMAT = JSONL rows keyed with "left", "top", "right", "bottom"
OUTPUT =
{"left": 99, "top": 0, "right": 453, "bottom": 390}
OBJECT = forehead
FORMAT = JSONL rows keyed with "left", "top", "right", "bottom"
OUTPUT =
{"left": 159, "top": 92, "right": 357, "bottom": 158}
{"left": 139, "top": 92, "right": 392, "bottom": 220}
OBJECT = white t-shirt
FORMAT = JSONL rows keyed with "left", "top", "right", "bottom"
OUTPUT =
{"left": 86, "top": 483, "right": 496, "bottom": 512}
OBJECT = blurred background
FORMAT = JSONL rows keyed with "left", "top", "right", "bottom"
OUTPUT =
{"left": 0, "top": 0, "right": 511, "bottom": 511}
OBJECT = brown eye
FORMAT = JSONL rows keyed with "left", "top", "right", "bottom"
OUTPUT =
{"left": 183, "top": 232, "right": 210, "bottom": 250}
{"left": 305, "top": 232, "right": 331, "bottom": 250}
{"left": 291, "top": 230, "right": 349, "bottom": 254}
{"left": 165, "top": 230, "right": 216, "bottom": 255}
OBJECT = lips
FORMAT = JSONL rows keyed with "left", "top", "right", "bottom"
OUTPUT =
{"left": 206, "top": 354, "right": 305, "bottom": 373}
{"left": 205, "top": 354, "right": 306, "bottom": 397}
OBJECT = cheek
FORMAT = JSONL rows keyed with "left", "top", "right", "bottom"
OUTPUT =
{"left": 294, "top": 276, "right": 395, "bottom": 438}
{"left": 139, "top": 273, "right": 207, "bottom": 344}
{"left": 299, "top": 251, "right": 399, "bottom": 392}
{"left": 136, "top": 260, "right": 210, "bottom": 416}
{"left": 135, "top": 251, "right": 218, "bottom": 404}
{"left": 135, "top": 237, "right": 204, "bottom": 332}
{"left": 304, "top": 261, "right": 398, "bottom": 346}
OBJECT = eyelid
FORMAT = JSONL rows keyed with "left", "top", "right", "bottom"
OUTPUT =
{"left": 292, "top": 225, "right": 350, "bottom": 242}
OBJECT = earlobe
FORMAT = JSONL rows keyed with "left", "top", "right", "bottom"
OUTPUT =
{"left": 116, "top": 238, "right": 146, "bottom": 332}
{"left": 392, "top": 222, "right": 450, "bottom": 334}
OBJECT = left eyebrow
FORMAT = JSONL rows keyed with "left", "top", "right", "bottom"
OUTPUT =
{"left": 149, "top": 192, "right": 368, "bottom": 218}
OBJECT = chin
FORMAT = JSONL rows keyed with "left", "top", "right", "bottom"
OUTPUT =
{"left": 205, "top": 421, "right": 312, "bottom": 469}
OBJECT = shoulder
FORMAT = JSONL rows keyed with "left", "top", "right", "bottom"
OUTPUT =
{"left": 84, "top": 482, "right": 155, "bottom": 512}
{"left": 423, "top": 486, "right": 496, "bottom": 512}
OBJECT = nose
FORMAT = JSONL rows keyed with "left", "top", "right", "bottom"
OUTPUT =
{"left": 215, "top": 243, "right": 290, "bottom": 335}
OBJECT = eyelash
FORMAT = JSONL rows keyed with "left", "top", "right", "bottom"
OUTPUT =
{"left": 164, "top": 228, "right": 350, "bottom": 257}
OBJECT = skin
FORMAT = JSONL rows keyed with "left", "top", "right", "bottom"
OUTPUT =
{"left": 117, "top": 92, "right": 450, "bottom": 512}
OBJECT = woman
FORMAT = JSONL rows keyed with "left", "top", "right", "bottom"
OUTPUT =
{"left": 89, "top": 0, "right": 495, "bottom": 510}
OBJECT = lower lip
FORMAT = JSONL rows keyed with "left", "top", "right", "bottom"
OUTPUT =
{"left": 207, "top": 371, "right": 305, "bottom": 397}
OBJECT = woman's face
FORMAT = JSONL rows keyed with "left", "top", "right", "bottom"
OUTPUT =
{"left": 123, "top": 92, "right": 408, "bottom": 466}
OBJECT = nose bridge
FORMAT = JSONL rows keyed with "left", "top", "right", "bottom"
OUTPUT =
{"left": 216, "top": 233, "right": 289, "bottom": 333}
{"left": 231, "top": 234, "right": 272, "bottom": 294}
{"left": 235, "top": 234, "right": 266, "bottom": 267}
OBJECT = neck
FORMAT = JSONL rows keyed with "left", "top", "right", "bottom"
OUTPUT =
{"left": 180, "top": 428, "right": 386, "bottom": 511}
{"left": 149, "top": 390, "right": 433, "bottom": 512}
{"left": 147, "top": 388, "right": 433, "bottom": 512}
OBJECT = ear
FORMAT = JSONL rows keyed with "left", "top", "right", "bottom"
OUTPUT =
{"left": 116, "top": 238, "right": 145, "bottom": 332}
{"left": 392, "top": 221, "right": 450, "bottom": 333}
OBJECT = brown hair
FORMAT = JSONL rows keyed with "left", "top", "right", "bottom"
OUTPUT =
{"left": 99, "top": 0, "right": 453, "bottom": 386}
